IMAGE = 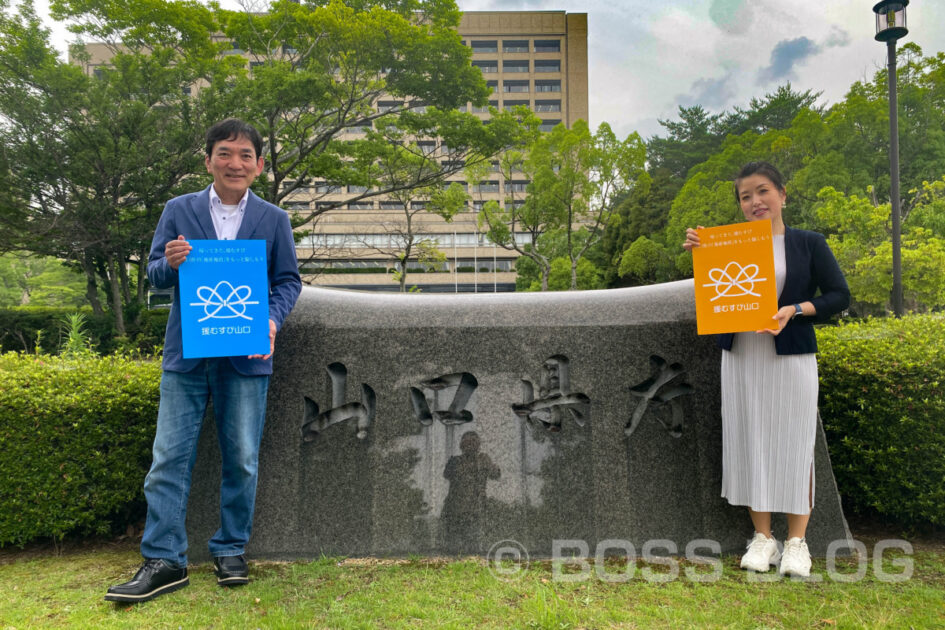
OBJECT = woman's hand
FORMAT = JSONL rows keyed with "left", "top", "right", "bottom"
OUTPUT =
{"left": 757, "top": 305, "right": 797, "bottom": 336}
{"left": 683, "top": 226, "right": 704, "bottom": 251}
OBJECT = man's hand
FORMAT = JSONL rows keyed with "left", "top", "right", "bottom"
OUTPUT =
{"left": 165, "top": 235, "right": 192, "bottom": 270}
{"left": 249, "top": 319, "right": 277, "bottom": 360}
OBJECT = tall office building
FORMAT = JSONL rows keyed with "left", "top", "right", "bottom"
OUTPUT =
{"left": 302, "top": 11, "right": 588, "bottom": 292}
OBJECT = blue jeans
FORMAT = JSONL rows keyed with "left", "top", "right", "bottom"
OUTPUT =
{"left": 140, "top": 359, "right": 269, "bottom": 567}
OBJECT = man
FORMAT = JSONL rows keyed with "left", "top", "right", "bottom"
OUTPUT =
{"left": 106, "top": 119, "right": 302, "bottom": 603}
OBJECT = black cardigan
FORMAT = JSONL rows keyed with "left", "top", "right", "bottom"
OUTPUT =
{"left": 717, "top": 226, "right": 850, "bottom": 355}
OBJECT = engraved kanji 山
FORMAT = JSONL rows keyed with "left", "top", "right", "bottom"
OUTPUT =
{"left": 301, "top": 362, "right": 375, "bottom": 441}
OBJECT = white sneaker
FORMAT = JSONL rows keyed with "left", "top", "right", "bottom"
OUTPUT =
{"left": 740, "top": 532, "right": 780, "bottom": 572}
{"left": 779, "top": 537, "right": 812, "bottom": 577}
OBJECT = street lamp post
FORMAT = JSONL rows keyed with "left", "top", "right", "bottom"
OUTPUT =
{"left": 873, "top": 0, "right": 909, "bottom": 317}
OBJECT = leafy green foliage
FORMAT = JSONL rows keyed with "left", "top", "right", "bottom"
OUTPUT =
{"left": 815, "top": 180, "right": 945, "bottom": 313}
{"left": 478, "top": 120, "right": 645, "bottom": 290}
{"left": 818, "top": 314, "right": 945, "bottom": 527}
{"left": 0, "top": 353, "right": 160, "bottom": 545}
{"left": 0, "top": 255, "right": 90, "bottom": 308}
{"left": 58, "top": 312, "right": 97, "bottom": 358}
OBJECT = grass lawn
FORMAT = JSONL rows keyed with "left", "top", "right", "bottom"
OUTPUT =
{"left": 1, "top": 527, "right": 943, "bottom": 629}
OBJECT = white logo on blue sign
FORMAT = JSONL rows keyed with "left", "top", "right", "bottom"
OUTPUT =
{"left": 190, "top": 280, "right": 260, "bottom": 322}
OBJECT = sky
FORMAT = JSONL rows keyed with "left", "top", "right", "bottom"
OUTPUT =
{"left": 35, "top": 0, "right": 945, "bottom": 141}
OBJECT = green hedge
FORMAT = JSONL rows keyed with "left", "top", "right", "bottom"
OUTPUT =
{"left": 0, "top": 353, "right": 160, "bottom": 546}
{"left": 818, "top": 313, "right": 945, "bottom": 527}
{"left": 0, "top": 306, "right": 168, "bottom": 355}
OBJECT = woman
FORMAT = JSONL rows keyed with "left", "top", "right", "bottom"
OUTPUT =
{"left": 683, "top": 161, "right": 849, "bottom": 577}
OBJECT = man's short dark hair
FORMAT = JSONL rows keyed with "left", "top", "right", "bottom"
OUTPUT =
{"left": 206, "top": 118, "right": 263, "bottom": 159}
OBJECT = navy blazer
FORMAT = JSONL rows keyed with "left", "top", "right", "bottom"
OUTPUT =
{"left": 717, "top": 226, "right": 849, "bottom": 355}
{"left": 148, "top": 186, "right": 302, "bottom": 375}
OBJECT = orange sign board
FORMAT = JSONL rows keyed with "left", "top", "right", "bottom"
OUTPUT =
{"left": 691, "top": 220, "right": 778, "bottom": 335}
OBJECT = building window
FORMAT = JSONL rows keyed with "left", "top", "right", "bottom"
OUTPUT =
{"left": 345, "top": 123, "right": 371, "bottom": 133}
{"left": 347, "top": 202, "right": 374, "bottom": 210}
{"left": 417, "top": 141, "right": 437, "bottom": 154}
{"left": 473, "top": 181, "right": 499, "bottom": 193}
{"left": 486, "top": 80, "right": 498, "bottom": 93}
{"left": 441, "top": 160, "right": 465, "bottom": 169}
{"left": 508, "top": 180, "right": 529, "bottom": 193}
{"left": 452, "top": 233, "right": 483, "bottom": 247}
{"left": 379, "top": 201, "right": 406, "bottom": 210}
{"left": 534, "top": 39, "right": 561, "bottom": 53}
{"left": 514, "top": 232, "right": 533, "bottom": 245}
{"left": 503, "top": 40, "right": 529, "bottom": 53}
{"left": 503, "top": 80, "right": 529, "bottom": 93}
{"left": 411, "top": 201, "right": 427, "bottom": 210}
{"left": 471, "top": 101, "right": 498, "bottom": 113}
{"left": 472, "top": 60, "right": 498, "bottom": 73}
{"left": 534, "top": 100, "right": 561, "bottom": 113}
{"left": 502, "top": 100, "right": 529, "bottom": 110}
{"left": 314, "top": 183, "right": 341, "bottom": 194}
{"left": 534, "top": 59, "right": 560, "bottom": 73}
{"left": 443, "top": 181, "right": 468, "bottom": 191}
{"left": 535, "top": 80, "right": 561, "bottom": 93}
{"left": 503, "top": 60, "right": 529, "bottom": 73}
{"left": 471, "top": 40, "right": 498, "bottom": 54}
{"left": 539, "top": 119, "right": 561, "bottom": 132}
{"left": 315, "top": 202, "right": 336, "bottom": 211}
{"left": 409, "top": 102, "right": 427, "bottom": 113}
{"left": 285, "top": 201, "right": 309, "bottom": 211}
{"left": 348, "top": 184, "right": 370, "bottom": 193}
{"left": 378, "top": 101, "right": 402, "bottom": 113}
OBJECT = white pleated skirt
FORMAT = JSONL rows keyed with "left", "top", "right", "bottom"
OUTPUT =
{"left": 720, "top": 332, "right": 818, "bottom": 515}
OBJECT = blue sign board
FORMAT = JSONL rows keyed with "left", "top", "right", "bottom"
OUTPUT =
{"left": 179, "top": 240, "right": 270, "bottom": 359}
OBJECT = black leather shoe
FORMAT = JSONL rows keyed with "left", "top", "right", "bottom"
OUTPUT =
{"left": 213, "top": 555, "right": 249, "bottom": 586}
{"left": 105, "top": 559, "right": 189, "bottom": 603}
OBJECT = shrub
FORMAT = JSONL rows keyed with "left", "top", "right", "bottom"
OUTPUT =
{"left": 818, "top": 313, "right": 945, "bottom": 527}
{"left": 0, "top": 353, "right": 161, "bottom": 545}
{"left": 0, "top": 306, "right": 168, "bottom": 355}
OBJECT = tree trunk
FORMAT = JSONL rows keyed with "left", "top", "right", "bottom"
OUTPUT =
{"left": 107, "top": 255, "right": 126, "bottom": 336}
{"left": 81, "top": 252, "right": 104, "bottom": 316}
{"left": 137, "top": 246, "right": 148, "bottom": 304}
{"left": 540, "top": 266, "right": 550, "bottom": 291}
{"left": 117, "top": 247, "right": 132, "bottom": 305}
{"left": 570, "top": 260, "right": 579, "bottom": 290}
{"left": 398, "top": 260, "right": 408, "bottom": 292}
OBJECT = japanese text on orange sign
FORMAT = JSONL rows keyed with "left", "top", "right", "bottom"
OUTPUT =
{"left": 691, "top": 220, "right": 778, "bottom": 335}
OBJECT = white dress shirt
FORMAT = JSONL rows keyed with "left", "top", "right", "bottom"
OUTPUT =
{"left": 208, "top": 185, "right": 249, "bottom": 240}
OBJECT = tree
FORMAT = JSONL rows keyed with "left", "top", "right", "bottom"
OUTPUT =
{"left": 0, "top": 0, "right": 233, "bottom": 333}
{"left": 215, "top": 0, "right": 504, "bottom": 222}
{"left": 479, "top": 120, "right": 645, "bottom": 290}
{"left": 815, "top": 182, "right": 945, "bottom": 313}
